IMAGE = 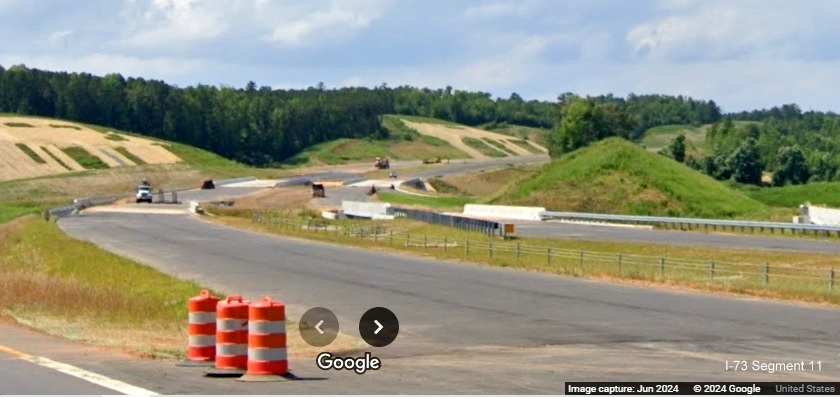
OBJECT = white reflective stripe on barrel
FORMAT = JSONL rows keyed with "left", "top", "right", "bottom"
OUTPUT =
{"left": 189, "top": 312, "right": 216, "bottom": 324}
{"left": 188, "top": 335, "right": 216, "bottom": 347}
{"left": 216, "top": 344, "right": 248, "bottom": 357}
{"left": 248, "top": 348, "right": 287, "bottom": 362}
{"left": 217, "top": 319, "right": 248, "bottom": 332}
{"left": 249, "top": 320, "right": 285, "bottom": 335}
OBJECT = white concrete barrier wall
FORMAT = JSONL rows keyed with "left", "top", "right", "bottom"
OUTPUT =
{"left": 463, "top": 204, "right": 546, "bottom": 221}
{"left": 341, "top": 201, "right": 392, "bottom": 218}
{"left": 806, "top": 205, "right": 840, "bottom": 226}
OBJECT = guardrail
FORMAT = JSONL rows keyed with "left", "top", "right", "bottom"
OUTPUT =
{"left": 250, "top": 214, "right": 839, "bottom": 298}
{"left": 540, "top": 211, "right": 840, "bottom": 237}
{"left": 392, "top": 207, "right": 502, "bottom": 237}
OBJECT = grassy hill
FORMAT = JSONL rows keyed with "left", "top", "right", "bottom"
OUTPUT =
{"left": 639, "top": 121, "right": 762, "bottom": 155}
{"left": 491, "top": 137, "right": 774, "bottom": 219}
{"left": 0, "top": 116, "right": 295, "bottom": 216}
{"left": 480, "top": 122, "right": 550, "bottom": 147}
{"left": 286, "top": 115, "right": 470, "bottom": 165}
{"left": 745, "top": 182, "right": 840, "bottom": 208}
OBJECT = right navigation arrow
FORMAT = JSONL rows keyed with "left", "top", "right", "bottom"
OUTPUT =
{"left": 374, "top": 320, "right": 383, "bottom": 335}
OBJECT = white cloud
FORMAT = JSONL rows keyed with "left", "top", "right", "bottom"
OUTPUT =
{"left": 453, "top": 35, "right": 555, "bottom": 90}
{"left": 120, "top": 0, "right": 229, "bottom": 46}
{"left": 464, "top": 2, "right": 530, "bottom": 18}
{"left": 626, "top": 1, "right": 840, "bottom": 61}
{"left": 261, "top": 0, "right": 388, "bottom": 47}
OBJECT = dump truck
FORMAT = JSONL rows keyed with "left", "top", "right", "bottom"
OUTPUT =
{"left": 374, "top": 157, "right": 390, "bottom": 169}
{"left": 312, "top": 183, "right": 325, "bottom": 198}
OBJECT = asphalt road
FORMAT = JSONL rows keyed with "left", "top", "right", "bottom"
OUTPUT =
{"left": 511, "top": 220, "right": 840, "bottom": 255}
{"left": 402, "top": 155, "right": 548, "bottom": 179}
{"left": 0, "top": 355, "right": 121, "bottom": 394}
{"left": 50, "top": 211, "right": 840, "bottom": 393}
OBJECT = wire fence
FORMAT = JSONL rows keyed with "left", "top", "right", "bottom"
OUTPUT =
{"left": 251, "top": 213, "right": 839, "bottom": 299}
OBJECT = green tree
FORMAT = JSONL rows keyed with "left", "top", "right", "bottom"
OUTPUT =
{"left": 548, "top": 96, "right": 635, "bottom": 157}
{"left": 726, "top": 137, "right": 763, "bottom": 185}
{"left": 771, "top": 145, "right": 810, "bottom": 186}
{"left": 668, "top": 134, "right": 686, "bottom": 162}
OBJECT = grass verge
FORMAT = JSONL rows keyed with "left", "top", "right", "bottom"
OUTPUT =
{"left": 61, "top": 146, "right": 109, "bottom": 170}
{"left": 377, "top": 192, "right": 474, "bottom": 210}
{"left": 745, "top": 182, "right": 840, "bottom": 208}
{"left": 0, "top": 217, "right": 363, "bottom": 359}
{"left": 15, "top": 143, "right": 46, "bottom": 164}
{"left": 40, "top": 146, "right": 72, "bottom": 171}
{"left": 214, "top": 212, "right": 840, "bottom": 306}
{"left": 482, "top": 138, "right": 516, "bottom": 155}
{"left": 462, "top": 137, "right": 507, "bottom": 157}
{"left": 105, "top": 133, "right": 127, "bottom": 142}
{"left": 4, "top": 122, "right": 33, "bottom": 128}
{"left": 49, "top": 124, "right": 82, "bottom": 130}
{"left": 510, "top": 139, "right": 543, "bottom": 154}
{"left": 115, "top": 147, "right": 147, "bottom": 165}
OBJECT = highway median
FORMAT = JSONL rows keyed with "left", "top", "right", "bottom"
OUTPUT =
{"left": 208, "top": 209, "right": 840, "bottom": 306}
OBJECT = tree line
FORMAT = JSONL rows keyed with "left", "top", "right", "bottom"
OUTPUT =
{"left": 0, "top": 64, "right": 727, "bottom": 166}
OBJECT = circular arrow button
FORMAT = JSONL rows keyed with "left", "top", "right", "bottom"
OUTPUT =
{"left": 359, "top": 307, "right": 399, "bottom": 347}
{"left": 300, "top": 307, "right": 339, "bottom": 347}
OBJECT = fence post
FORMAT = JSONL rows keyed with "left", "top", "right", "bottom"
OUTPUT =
{"left": 390, "top": 230, "right": 393, "bottom": 245}
{"left": 764, "top": 262, "right": 769, "bottom": 286}
{"left": 516, "top": 243, "right": 521, "bottom": 263}
{"left": 374, "top": 228, "right": 378, "bottom": 244}
{"left": 465, "top": 240, "right": 470, "bottom": 256}
{"left": 830, "top": 267, "right": 835, "bottom": 292}
{"left": 407, "top": 233, "right": 410, "bottom": 247}
{"left": 489, "top": 242, "right": 493, "bottom": 259}
{"left": 579, "top": 250, "right": 584, "bottom": 272}
{"left": 444, "top": 237, "right": 448, "bottom": 254}
{"left": 709, "top": 260, "right": 715, "bottom": 280}
{"left": 658, "top": 257, "right": 664, "bottom": 278}
{"left": 547, "top": 248, "right": 551, "bottom": 265}
{"left": 618, "top": 254, "right": 622, "bottom": 275}
{"left": 424, "top": 234, "right": 427, "bottom": 249}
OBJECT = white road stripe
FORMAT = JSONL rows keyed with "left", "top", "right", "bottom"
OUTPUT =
{"left": 0, "top": 344, "right": 158, "bottom": 395}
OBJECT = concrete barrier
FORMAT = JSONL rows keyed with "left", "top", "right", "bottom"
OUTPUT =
{"left": 463, "top": 204, "right": 546, "bottom": 221}
{"left": 189, "top": 201, "right": 204, "bottom": 214}
{"left": 806, "top": 205, "right": 840, "bottom": 226}
{"left": 341, "top": 201, "right": 392, "bottom": 219}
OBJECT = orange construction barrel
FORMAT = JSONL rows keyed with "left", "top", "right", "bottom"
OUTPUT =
{"left": 176, "top": 290, "right": 219, "bottom": 367}
{"left": 206, "top": 295, "right": 249, "bottom": 377}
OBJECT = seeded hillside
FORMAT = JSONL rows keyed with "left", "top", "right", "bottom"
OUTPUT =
{"left": 492, "top": 138, "right": 773, "bottom": 219}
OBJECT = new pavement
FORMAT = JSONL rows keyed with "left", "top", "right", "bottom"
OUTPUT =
{"left": 41, "top": 211, "right": 840, "bottom": 393}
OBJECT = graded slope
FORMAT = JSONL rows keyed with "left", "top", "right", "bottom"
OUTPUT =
{"left": 400, "top": 117, "right": 548, "bottom": 159}
{"left": 0, "top": 116, "right": 180, "bottom": 182}
{"left": 492, "top": 138, "right": 770, "bottom": 219}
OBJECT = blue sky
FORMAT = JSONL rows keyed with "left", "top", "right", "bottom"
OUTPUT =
{"left": 1, "top": 0, "right": 838, "bottom": 113}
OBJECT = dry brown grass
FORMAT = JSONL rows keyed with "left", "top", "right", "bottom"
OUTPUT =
{"left": 0, "top": 116, "right": 180, "bottom": 182}
{"left": 0, "top": 217, "right": 363, "bottom": 359}
{"left": 226, "top": 187, "right": 314, "bottom": 211}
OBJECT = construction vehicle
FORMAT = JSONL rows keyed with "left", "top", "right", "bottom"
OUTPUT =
{"left": 374, "top": 157, "right": 390, "bottom": 169}
{"left": 312, "top": 183, "right": 325, "bottom": 198}
{"left": 423, "top": 157, "right": 442, "bottom": 164}
{"left": 136, "top": 184, "right": 153, "bottom": 203}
